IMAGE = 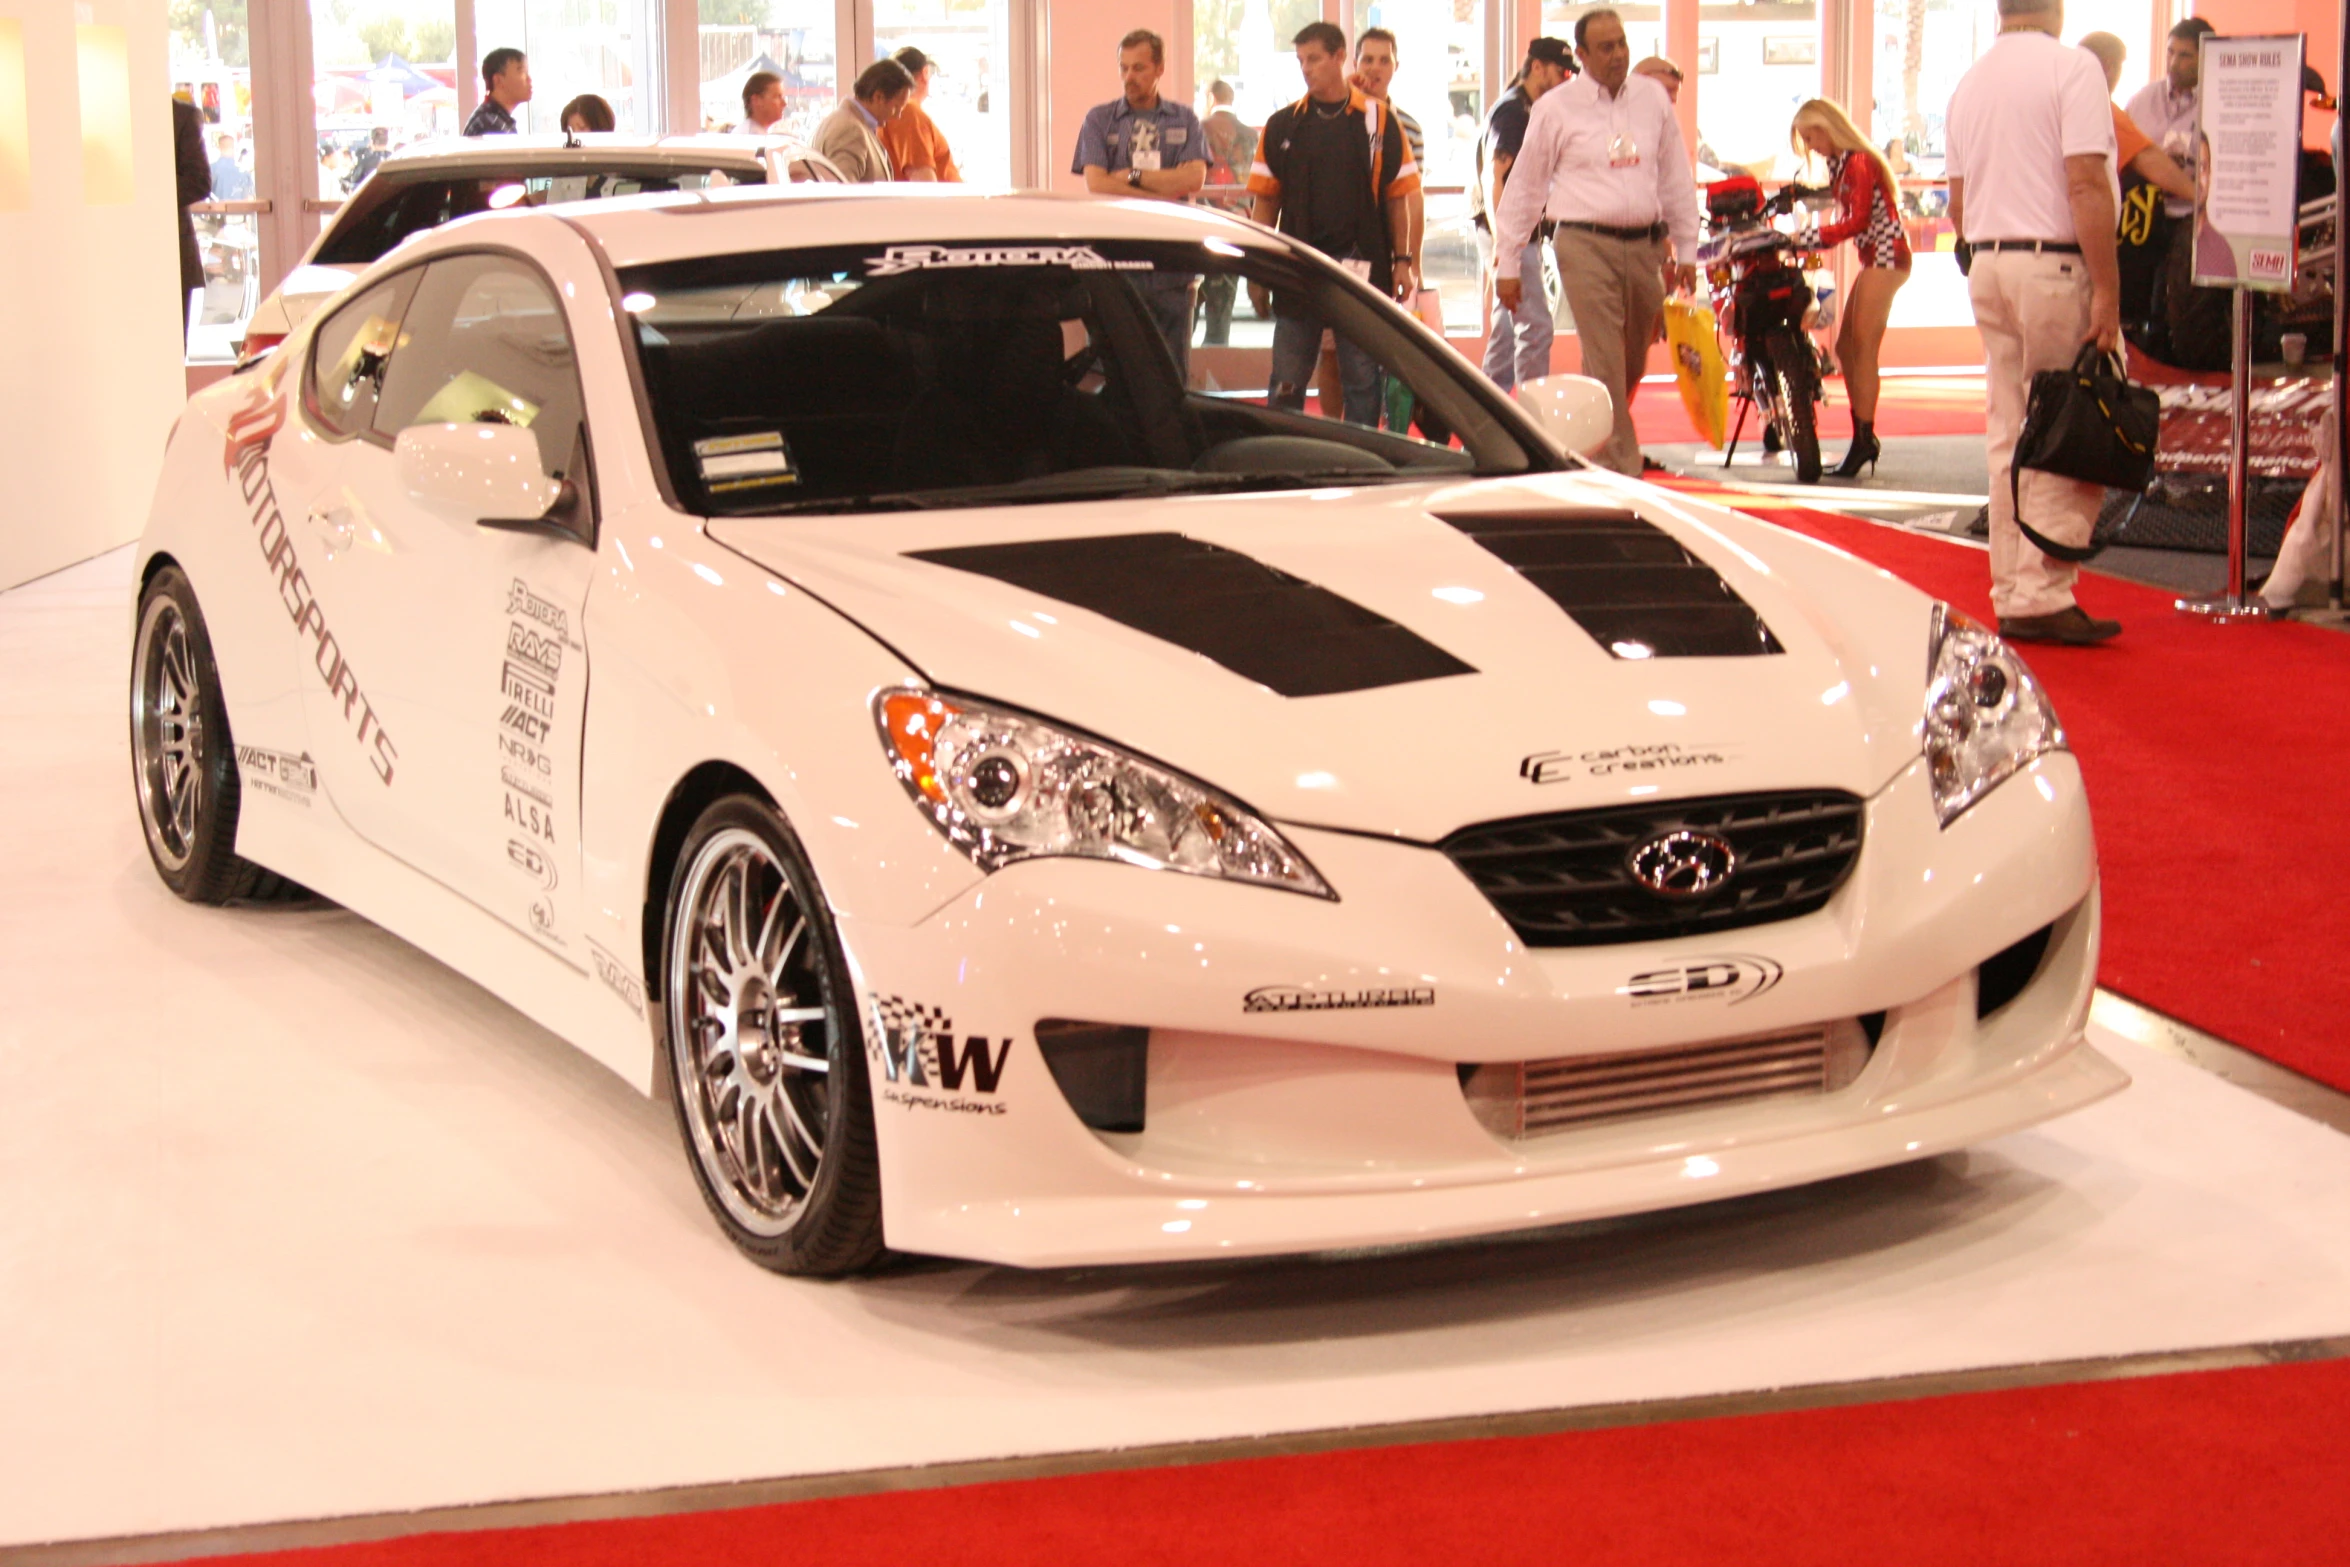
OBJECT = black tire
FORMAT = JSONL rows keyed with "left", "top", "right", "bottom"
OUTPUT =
{"left": 129, "top": 566, "right": 292, "bottom": 904}
{"left": 1764, "top": 328, "right": 1822, "bottom": 483}
{"left": 659, "top": 796, "right": 884, "bottom": 1276}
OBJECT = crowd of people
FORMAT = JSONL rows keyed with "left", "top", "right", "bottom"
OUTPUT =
{"left": 422, "top": 8, "right": 2292, "bottom": 641}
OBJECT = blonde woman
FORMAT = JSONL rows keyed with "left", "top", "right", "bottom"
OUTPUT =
{"left": 1790, "top": 99, "right": 1909, "bottom": 477}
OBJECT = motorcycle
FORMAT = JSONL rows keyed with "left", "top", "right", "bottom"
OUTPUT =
{"left": 1696, "top": 175, "right": 1831, "bottom": 483}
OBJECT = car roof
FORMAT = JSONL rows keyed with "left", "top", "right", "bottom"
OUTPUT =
{"left": 373, "top": 133, "right": 781, "bottom": 174}
{"left": 551, "top": 187, "right": 1288, "bottom": 270}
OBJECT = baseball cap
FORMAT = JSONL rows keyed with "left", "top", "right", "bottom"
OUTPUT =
{"left": 1526, "top": 36, "right": 1574, "bottom": 72}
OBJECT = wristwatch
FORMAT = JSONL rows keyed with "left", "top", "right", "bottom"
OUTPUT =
{"left": 1392, "top": 253, "right": 1413, "bottom": 264}
{"left": 1127, "top": 167, "right": 1144, "bottom": 189}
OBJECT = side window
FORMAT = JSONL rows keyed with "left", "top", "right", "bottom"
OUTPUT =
{"left": 304, "top": 270, "right": 420, "bottom": 440}
{"left": 371, "top": 254, "right": 588, "bottom": 492}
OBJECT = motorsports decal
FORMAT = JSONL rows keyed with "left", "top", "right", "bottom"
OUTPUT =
{"left": 1620, "top": 956, "right": 1784, "bottom": 1008}
{"left": 227, "top": 390, "right": 399, "bottom": 785}
{"left": 863, "top": 244, "right": 1152, "bottom": 277}
{"left": 496, "top": 577, "right": 576, "bottom": 948}
{"left": 868, "top": 995, "right": 1011, "bottom": 1114}
{"left": 1520, "top": 742, "right": 1732, "bottom": 786}
{"left": 234, "top": 744, "right": 316, "bottom": 805}
{"left": 1244, "top": 985, "right": 1436, "bottom": 1014}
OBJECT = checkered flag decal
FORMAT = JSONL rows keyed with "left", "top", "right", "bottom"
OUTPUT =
{"left": 868, "top": 993, "right": 951, "bottom": 1085}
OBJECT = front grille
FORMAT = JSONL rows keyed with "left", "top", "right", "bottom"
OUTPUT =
{"left": 1462, "top": 1021, "right": 1874, "bottom": 1140}
{"left": 1440, "top": 789, "right": 1864, "bottom": 947}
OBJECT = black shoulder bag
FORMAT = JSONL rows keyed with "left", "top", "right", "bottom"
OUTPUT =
{"left": 2010, "top": 346, "right": 2160, "bottom": 562}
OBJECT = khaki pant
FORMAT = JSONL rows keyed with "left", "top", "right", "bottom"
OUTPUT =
{"left": 1554, "top": 226, "right": 1666, "bottom": 475}
{"left": 1971, "top": 251, "right": 2103, "bottom": 619}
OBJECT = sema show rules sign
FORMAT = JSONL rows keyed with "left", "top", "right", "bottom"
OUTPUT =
{"left": 2192, "top": 34, "right": 2305, "bottom": 291}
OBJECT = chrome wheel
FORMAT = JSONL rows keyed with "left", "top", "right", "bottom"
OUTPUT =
{"left": 669, "top": 826, "right": 837, "bottom": 1238}
{"left": 132, "top": 593, "right": 206, "bottom": 874}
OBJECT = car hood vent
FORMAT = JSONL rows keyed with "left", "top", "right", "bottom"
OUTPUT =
{"left": 1433, "top": 507, "right": 1784, "bottom": 659}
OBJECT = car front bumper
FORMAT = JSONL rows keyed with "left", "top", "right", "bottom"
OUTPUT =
{"left": 838, "top": 753, "right": 2123, "bottom": 1268}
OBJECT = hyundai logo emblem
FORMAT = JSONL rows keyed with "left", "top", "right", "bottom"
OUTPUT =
{"left": 1627, "top": 830, "right": 1737, "bottom": 899}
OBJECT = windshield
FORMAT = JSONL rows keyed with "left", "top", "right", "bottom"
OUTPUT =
{"left": 317, "top": 163, "right": 766, "bottom": 266}
{"left": 617, "top": 239, "right": 1552, "bottom": 516}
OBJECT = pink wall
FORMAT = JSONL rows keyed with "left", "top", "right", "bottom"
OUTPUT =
{"left": 2195, "top": 0, "right": 2341, "bottom": 146}
{"left": 1048, "top": 0, "right": 1181, "bottom": 193}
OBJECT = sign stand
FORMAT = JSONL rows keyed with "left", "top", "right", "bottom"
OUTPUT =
{"left": 2176, "top": 34, "right": 2306, "bottom": 621}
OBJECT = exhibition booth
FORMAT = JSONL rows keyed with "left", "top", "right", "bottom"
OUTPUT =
{"left": 2, "top": 3, "right": 2349, "bottom": 1564}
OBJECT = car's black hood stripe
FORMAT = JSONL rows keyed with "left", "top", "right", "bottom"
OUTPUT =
{"left": 1436, "top": 508, "right": 1784, "bottom": 659}
{"left": 907, "top": 533, "right": 1476, "bottom": 698}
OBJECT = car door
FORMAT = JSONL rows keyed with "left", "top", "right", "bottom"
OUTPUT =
{"left": 291, "top": 248, "right": 598, "bottom": 967}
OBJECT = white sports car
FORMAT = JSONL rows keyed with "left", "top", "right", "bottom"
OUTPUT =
{"left": 133, "top": 186, "right": 2124, "bottom": 1275}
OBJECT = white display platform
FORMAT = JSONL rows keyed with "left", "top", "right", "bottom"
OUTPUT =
{"left": 6, "top": 549, "right": 2350, "bottom": 1549}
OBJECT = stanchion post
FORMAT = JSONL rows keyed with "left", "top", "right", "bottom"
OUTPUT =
{"left": 2177, "top": 288, "right": 2270, "bottom": 620}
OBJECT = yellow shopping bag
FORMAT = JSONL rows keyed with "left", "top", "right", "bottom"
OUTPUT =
{"left": 1665, "top": 298, "right": 1730, "bottom": 449}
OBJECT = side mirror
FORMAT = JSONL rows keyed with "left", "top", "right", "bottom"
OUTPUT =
{"left": 1513, "top": 374, "right": 1616, "bottom": 460}
{"left": 395, "top": 422, "right": 561, "bottom": 523}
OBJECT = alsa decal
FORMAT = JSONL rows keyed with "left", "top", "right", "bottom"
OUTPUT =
{"left": 506, "top": 578, "right": 569, "bottom": 638}
{"left": 504, "top": 790, "right": 556, "bottom": 844}
{"left": 234, "top": 744, "right": 317, "bottom": 804}
{"left": 231, "top": 399, "right": 398, "bottom": 785}
{"left": 506, "top": 837, "right": 557, "bottom": 889}
{"left": 1244, "top": 985, "right": 1435, "bottom": 1014}
{"left": 584, "top": 938, "right": 645, "bottom": 1018}
{"left": 868, "top": 994, "right": 1009, "bottom": 1112}
{"left": 1520, "top": 742, "right": 1731, "bottom": 786}
{"left": 1621, "top": 956, "right": 1783, "bottom": 1007}
{"left": 864, "top": 243, "right": 1152, "bottom": 278}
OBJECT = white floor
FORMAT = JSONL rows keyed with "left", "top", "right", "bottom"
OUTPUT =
{"left": 6, "top": 549, "right": 2350, "bottom": 1549}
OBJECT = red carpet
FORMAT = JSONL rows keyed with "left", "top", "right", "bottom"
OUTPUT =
{"left": 182, "top": 1356, "right": 2350, "bottom": 1565}
{"left": 1629, "top": 372, "right": 1988, "bottom": 445}
{"left": 1664, "top": 477, "right": 2350, "bottom": 1091}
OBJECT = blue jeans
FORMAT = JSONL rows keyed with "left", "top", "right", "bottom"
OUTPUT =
{"left": 1478, "top": 231, "right": 1553, "bottom": 391}
{"left": 1268, "top": 311, "right": 1383, "bottom": 426}
{"left": 1139, "top": 274, "right": 1194, "bottom": 384}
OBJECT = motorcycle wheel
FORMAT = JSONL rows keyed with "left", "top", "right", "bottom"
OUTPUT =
{"left": 1764, "top": 327, "right": 1823, "bottom": 483}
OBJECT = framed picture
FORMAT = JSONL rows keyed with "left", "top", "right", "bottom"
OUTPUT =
{"left": 1696, "top": 37, "right": 1719, "bottom": 74}
{"left": 1764, "top": 36, "right": 1818, "bottom": 66}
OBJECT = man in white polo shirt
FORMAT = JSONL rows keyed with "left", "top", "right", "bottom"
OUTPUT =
{"left": 1945, "top": 0, "right": 2122, "bottom": 644}
{"left": 1493, "top": 8, "right": 1700, "bottom": 475}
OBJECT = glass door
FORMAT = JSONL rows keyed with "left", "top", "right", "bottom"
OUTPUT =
{"left": 170, "top": 7, "right": 264, "bottom": 363}
{"left": 474, "top": 0, "right": 656, "bottom": 132}
{"left": 871, "top": 0, "right": 1012, "bottom": 186}
{"left": 698, "top": 0, "right": 839, "bottom": 137}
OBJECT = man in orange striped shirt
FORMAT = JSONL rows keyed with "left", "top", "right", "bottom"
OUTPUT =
{"left": 880, "top": 47, "right": 961, "bottom": 183}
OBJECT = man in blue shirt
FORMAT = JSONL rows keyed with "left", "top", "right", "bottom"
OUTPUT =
{"left": 463, "top": 48, "right": 531, "bottom": 136}
{"left": 1073, "top": 29, "right": 1207, "bottom": 379}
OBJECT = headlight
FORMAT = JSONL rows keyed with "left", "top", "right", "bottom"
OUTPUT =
{"left": 1923, "top": 605, "right": 2065, "bottom": 825}
{"left": 874, "top": 690, "right": 1334, "bottom": 898}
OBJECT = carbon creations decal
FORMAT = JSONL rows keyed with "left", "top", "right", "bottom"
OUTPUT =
{"left": 1244, "top": 985, "right": 1435, "bottom": 1013}
{"left": 226, "top": 388, "right": 398, "bottom": 784}
{"left": 869, "top": 995, "right": 1011, "bottom": 1114}
{"left": 1621, "top": 956, "right": 1784, "bottom": 1007}
{"left": 1520, "top": 742, "right": 1734, "bottom": 785}
{"left": 1433, "top": 508, "right": 1782, "bottom": 659}
{"left": 909, "top": 533, "right": 1475, "bottom": 698}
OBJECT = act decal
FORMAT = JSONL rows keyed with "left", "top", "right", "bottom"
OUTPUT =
{"left": 235, "top": 744, "right": 317, "bottom": 805}
{"left": 228, "top": 389, "right": 398, "bottom": 785}
{"left": 868, "top": 994, "right": 1010, "bottom": 1114}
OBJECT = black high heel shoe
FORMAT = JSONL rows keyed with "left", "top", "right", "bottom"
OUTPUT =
{"left": 1831, "top": 421, "right": 1880, "bottom": 479}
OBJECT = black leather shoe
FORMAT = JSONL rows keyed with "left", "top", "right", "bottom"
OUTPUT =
{"left": 1830, "top": 429, "right": 1880, "bottom": 479}
{"left": 1998, "top": 606, "right": 2122, "bottom": 645}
